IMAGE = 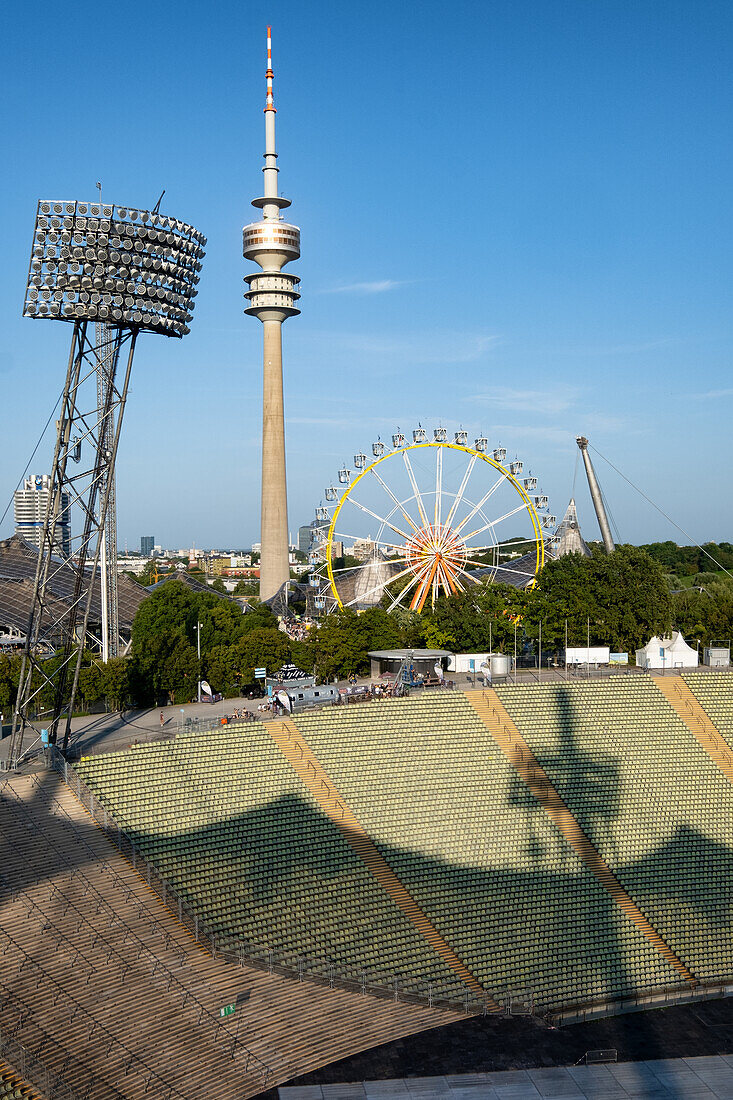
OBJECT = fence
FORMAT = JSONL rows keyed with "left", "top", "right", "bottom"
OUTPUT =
{"left": 0, "top": 1020, "right": 83, "bottom": 1100}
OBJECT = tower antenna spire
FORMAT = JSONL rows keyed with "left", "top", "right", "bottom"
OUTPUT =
{"left": 265, "top": 25, "right": 275, "bottom": 112}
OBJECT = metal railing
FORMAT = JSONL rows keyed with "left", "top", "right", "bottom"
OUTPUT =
{"left": 0, "top": 1020, "right": 84, "bottom": 1100}
{"left": 4, "top": 768, "right": 275, "bottom": 1088}
{"left": 49, "top": 748, "right": 493, "bottom": 1018}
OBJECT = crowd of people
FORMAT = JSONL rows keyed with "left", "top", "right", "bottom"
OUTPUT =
{"left": 278, "top": 617, "right": 314, "bottom": 641}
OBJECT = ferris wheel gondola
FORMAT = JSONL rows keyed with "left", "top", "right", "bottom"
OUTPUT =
{"left": 308, "top": 430, "right": 554, "bottom": 614}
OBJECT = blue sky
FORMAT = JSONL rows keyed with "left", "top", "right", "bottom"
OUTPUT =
{"left": 1, "top": 0, "right": 731, "bottom": 550}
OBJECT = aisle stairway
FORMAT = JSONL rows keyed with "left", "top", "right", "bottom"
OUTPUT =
{"left": 654, "top": 678, "right": 733, "bottom": 786}
{"left": 465, "top": 690, "right": 695, "bottom": 988}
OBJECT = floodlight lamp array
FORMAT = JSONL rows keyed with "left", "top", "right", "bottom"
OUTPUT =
{"left": 24, "top": 200, "right": 206, "bottom": 337}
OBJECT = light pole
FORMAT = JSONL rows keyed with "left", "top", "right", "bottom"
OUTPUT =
{"left": 538, "top": 621, "right": 542, "bottom": 683}
{"left": 514, "top": 622, "right": 518, "bottom": 684}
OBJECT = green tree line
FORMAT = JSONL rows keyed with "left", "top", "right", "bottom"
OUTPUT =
{"left": 3, "top": 548, "right": 731, "bottom": 715}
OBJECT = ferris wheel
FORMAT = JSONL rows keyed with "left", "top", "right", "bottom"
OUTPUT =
{"left": 308, "top": 427, "right": 556, "bottom": 614}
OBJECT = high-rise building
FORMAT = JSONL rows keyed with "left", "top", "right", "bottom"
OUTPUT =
{"left": 140, "top": 535, "right": 154, "bottom": 557}
{"left": 14, "top": 475, "right": 70, "bottom": 557}
{"left": 298, "top": 525, "right": 313, "bottom": 555}
{"left": 243, "top": 27, "right": 301, "bottom": 602}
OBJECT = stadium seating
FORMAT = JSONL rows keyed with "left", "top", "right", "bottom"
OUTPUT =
{"left": 294, "top": 694, "right": 682, "bottom": 1009}
{"left": 74, "top": 682, "right": 733, "bottom": 1014}
{"left": 683, "top": 671, "right": 733, "bottom": 744}
{"left": 75, "top": 722, "right": 464, "bottom": 1000}
{"left": 0, "top": 1068, "right": 39, "bottom": 1100}
{"left": 497, "top": 679, "right": 733, "bottom": 985}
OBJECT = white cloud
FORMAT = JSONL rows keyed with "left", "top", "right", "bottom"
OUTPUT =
{"left": 321, "top": 280, "right": 406, "bottom": 295}
{"left": 314, "top": 331, "right": 500, "bottom": 365}
{"left": 471, "top": 386, "right": 578, "bottom": 415}
{"left": 690, "top": 388, "right": 733, "bottom": 400}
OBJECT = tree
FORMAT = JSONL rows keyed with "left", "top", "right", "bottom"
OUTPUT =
{"left": 518, "top": 546, "right": 672, "bottom": 653}
{"left": 131, "top": 580, "right": 195, "bottom": 653}
{"left": 0, "top": 655, "right": 21, "bottom": 712}
{"left": 100, "top": 658, "right": 130, "bottom": 710}
{"left": 130, "top": 628, "right": 200, "bottom": 705}
{"left": 238, "top": 628, "right": 291, "bottom": 679}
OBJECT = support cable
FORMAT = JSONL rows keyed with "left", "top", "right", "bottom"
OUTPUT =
{"left": 589, "top": 443, "right": 733, "bottom": 578}
{"left": 0, "top": 388, "right": 65, "bottom": 530}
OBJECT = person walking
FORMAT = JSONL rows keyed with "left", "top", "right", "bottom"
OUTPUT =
{"left": 160, "top": 710, "right": 164, "bottom": 728}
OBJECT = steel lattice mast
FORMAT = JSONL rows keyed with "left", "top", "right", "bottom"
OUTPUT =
{"left": 243, "top": 27, "right": 301, "bottom": 602}
{"left": 9, "top": 199, "right": 205, "bottom": 767}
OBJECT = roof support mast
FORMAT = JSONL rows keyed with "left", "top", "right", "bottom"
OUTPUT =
{"left": 576, "top": 436, "right": 615, "bottom": 553}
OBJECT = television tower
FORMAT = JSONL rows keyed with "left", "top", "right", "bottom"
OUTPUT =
{"left": 243, "top": 26, "right": 301, "bottom": 601}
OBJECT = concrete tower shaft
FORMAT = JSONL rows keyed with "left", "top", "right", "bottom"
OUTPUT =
{"left": 576, "top": 436, "right": 615, "bottom": 554}
{"left": 244, "top": 27, "right": 300, "bottom": 601}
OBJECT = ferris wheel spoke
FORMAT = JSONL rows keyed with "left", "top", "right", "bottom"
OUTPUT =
{"left": 411, "top": 557, "right": 440, "bottom": 612}
{"left": 437, "top": 558, "right": 464, "bottom": 596}
{"left": 340, "top": 563, "right": 420, "bottom": 608}
{"left": 462, "top": 503, "right": 527, "bottom": 542}
{"left": 445, "top": 453, "right": 478, "bottom": 529}
{"left": 370, "top": 467, "right": 420, "bottom": 534}
{"left": 385, "top": 568, "right": 427, "bottom": 613}
{"left": 402, "top": 452, "right": 430, "bottom": 529}
{"left": 329, "top": 529, "right": 407, "bottom": 555}
{"left": 461, "top": 556, "right": 509, "bottom": 571}
{"left": 466, "top": 559, "right": 539, "bottom": 580}
{"left": 326, "top": 555, "right": 414, "bottom": 575}
{"left": 452, "top": 474, "right": 505, "bottom": 537}
{"left": 434, "top": 447, "right": 443, "bottom": 528}
{"left": 344, "top": 497, "right": 412, "bottom": 542}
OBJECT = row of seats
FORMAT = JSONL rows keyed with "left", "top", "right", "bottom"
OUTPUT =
{"left": 75, "top": 723, "right": 465, "bottom": 1000}
{"left": 498, "top": 678, "right": 733, "bottom": 983}
{"left": 294, "top": 693, "right": 682, "bottom": 1008}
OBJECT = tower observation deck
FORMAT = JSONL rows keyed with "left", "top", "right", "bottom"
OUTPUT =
{"left": 243, "top": 26, "right": 300, "bottom": 601}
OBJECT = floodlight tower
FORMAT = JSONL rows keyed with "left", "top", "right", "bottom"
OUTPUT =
{"left": 243, "top": 27, "right": 301, "bottom": 602}
{"left": 9, "top": 199, "right": 206, "bottom": 767}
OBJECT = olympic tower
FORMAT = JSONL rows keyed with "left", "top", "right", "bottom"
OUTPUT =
{"left": 243, "top": 27, "right": 301, "bottom": 601}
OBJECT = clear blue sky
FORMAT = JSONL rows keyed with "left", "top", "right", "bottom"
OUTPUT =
{"left": 1, "top": 0, "right": 731, "bottom": 550}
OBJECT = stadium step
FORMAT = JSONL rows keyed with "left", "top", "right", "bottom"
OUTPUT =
{"left": 266, "top": 718, "right": 498, "bottom": 1008}
{"left": 464, "top": 690, "right": 697, "bottom": 988}
{"left": 654, "top": 677, "right": 733, "bottom": 785}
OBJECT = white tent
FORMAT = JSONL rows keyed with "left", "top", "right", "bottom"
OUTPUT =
{"left": 636, "top": 632, "right": 698, "bottom": 670}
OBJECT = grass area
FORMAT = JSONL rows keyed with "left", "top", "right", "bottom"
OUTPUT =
{"left": 668, "top": 570, "right": 731, "bottom": 590}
